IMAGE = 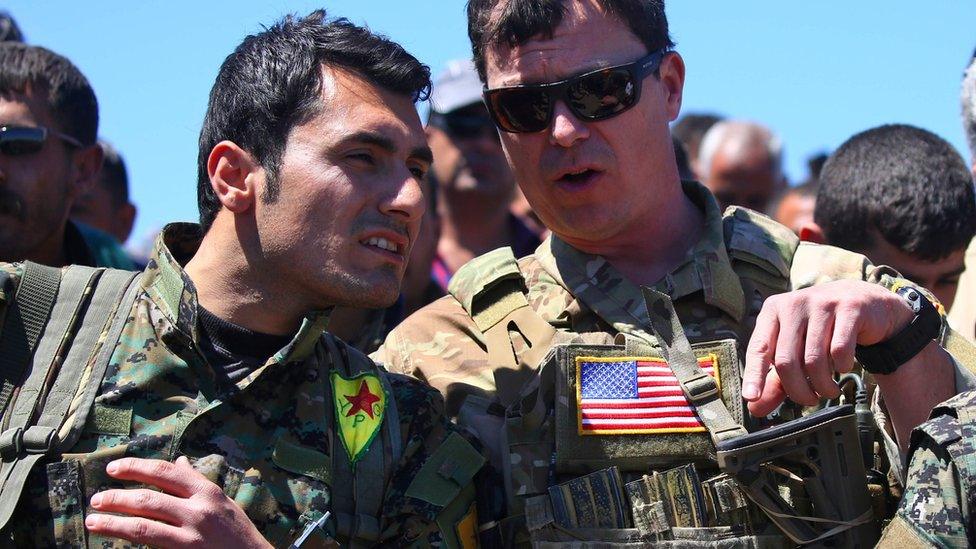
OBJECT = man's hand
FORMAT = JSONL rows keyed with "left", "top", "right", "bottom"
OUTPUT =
{"left": 742, "top": 280, "right": 915, "bottom": 417}
{"left": 85, "top": 456, "right": 272, "bottom": 549}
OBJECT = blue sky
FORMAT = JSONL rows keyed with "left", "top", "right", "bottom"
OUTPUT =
{"left": 7, "top": 1, "right": 975, "bottom": 248}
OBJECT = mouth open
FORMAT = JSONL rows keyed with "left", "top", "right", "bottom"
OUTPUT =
{"left": 360, "top": 236, "right": 405, "bottom": 257}
{"left": 557, "top": 168, "right": 600, "bottom": 185}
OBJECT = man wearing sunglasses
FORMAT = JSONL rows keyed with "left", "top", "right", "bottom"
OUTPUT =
{"left": 0, "top": 43, "right": 134, "bottom": 270}
{"left": 376, "top": 0, "right": 976, "bottom": 545}
{"left": 426, "top": 59, "right": 540, "bottom": 293}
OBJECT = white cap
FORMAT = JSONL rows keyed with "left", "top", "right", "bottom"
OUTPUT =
{"left": 429, "top": 59, "right": 484, "bottom": 114}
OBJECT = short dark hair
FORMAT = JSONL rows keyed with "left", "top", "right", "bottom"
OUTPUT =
{"left": 815, "top": 124, "right": 976, "bottom": 262}
{"left": 467, "top": 0, "right": 674, "bottom": 83}
{"left": 197, "top": 10, "right": 431, "bottom": 231}
{"left": 0, "top": 42, "right": 97, "bottom": 146}
{"left": 98, "top": 140, "right": 129, "bottom": 206}
{"left": 0, "top": 11, "right": 24, "bottom": 42}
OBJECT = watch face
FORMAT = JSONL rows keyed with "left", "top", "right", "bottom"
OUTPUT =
{"left": 899, "top": 287, "right": 923, "bottom": 314}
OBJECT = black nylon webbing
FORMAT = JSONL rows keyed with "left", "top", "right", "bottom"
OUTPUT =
{"left": 0, "top": 262, "right": 61, "bottom": 419}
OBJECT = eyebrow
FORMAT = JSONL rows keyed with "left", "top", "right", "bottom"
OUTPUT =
{"left": 341, "top": 130, "right": 433, "bottom": 164}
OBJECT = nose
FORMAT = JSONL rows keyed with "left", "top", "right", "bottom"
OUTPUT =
{"left": 548, "top": 101, "right": 589, "bottom": 148}
{"left": 380, "top": 168, "right": 425, "bottom": 224}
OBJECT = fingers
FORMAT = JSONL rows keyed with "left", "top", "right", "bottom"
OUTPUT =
{"left": 830, "top": 306, "right": 859, "bottom": 374}
{"left": 743, "top": 302, "right": 780, "bottom": 401}
{"left": 85, "top": 513, "right": 198, "bottom": 548}
{"left": 747, "top": 368, "right": 787, "bottom": 417}
{"left": 90, "top": 488, "right": 184, "bottom": 524}
{"left": 802, "top": 307, "right": 841, "bottom": 399}
{"left": 772, "top": 306, "right": 819, "bottom": 406}
{"left": 105, "top": 457, "right": 210, "bottom": 499}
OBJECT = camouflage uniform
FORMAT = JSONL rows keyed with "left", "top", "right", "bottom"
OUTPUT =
{"left": 2, "top": 223, "right": 483, "bottom": 548}
{"left": 877, "top": 390, "right": 976, "bottom": 548}
{"left": 374, "top": 181, "right": 976, "bottom": 546}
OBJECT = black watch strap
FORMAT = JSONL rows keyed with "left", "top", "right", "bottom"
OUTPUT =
{"left": 855, "top": 286, "right": 942, "bottom": 375}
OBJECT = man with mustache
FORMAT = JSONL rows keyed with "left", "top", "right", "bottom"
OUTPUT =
{"left": 374, "top": 0, "right": 976, "bottom": 545}
{"left": 0, "top": 43, "right": 133, "bottom": 270}
{"left": 1, "top": 11, "right": 484, "bottom": 548}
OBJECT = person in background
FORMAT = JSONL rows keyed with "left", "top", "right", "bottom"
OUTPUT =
{"left": 671, "top": 111, "right": 722, "bottom": 181}
{"left": 800, "top": 124, "right": 976, "bottom": 311}
{"left": 698, "top": 119, "right": 786, "bottom": 212}
{"left": 71, "top": 139, "right": 138, "bottom": 245}
{"left": 770, "top": 153, "right": 826, "bottom": 235}
{"left": 949, "top": 54, "right": 976, "bottom": 342}
{"left": 427, "top": 59, "right": 540, "bottom": 291}
{"left": 0, "top": 42, "right": 133, "bottom": 269}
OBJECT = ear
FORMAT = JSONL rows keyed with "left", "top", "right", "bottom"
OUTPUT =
{"left": 117, "top": 202, "right": 137, "bottom": 244}
{"left": 207, "top": 141, "right": 260, "bottom": 214}
{"left": 658, "top": 52, "right": 685, "bottom": 122}
{"left": 798, "top": 221, "right": 826, "bottom": 244}
{"left": 68, "top": 144, "right": 104, "bottom": 198}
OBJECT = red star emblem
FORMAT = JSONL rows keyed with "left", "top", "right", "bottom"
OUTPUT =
{"left": 344, "top": 380, "right": 381, "bottom": 419}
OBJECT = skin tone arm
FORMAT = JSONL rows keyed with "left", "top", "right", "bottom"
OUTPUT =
{"left": 742, "top": 279, "right": 956, "bottom": 453}
{"left": 84, "top": 457, "right": 272, "bottom": 549}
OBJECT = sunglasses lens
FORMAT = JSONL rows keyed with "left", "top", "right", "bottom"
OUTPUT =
{"left": 568, "top": 68, "right": 637, "bottom": 120}
{"left": 487, "top": 88, "right": 552, "bottom": 133}
{"left": 0, "top": 127, "right": 46, "bottom": 156}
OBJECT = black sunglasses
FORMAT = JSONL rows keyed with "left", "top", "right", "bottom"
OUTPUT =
{"left": 0, "top": 125, "right": 83, "bottom": 156}
{"left": 429, "top": 111, "right": 498, "bottom": 140}
{"left": 483, "top": 48, "right": 669, "bottom": 133}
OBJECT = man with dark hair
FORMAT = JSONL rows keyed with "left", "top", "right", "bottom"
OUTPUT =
{"left": 376, "top": 1, "right": 976, "bottom": 545}
{"left": 2, "top": 11, "right": 483, "bottom": 547}
{"left": 671, "top": 112, "right": 722, "bottom": 180}
{"left": 800, "top": 124, "right": 976, "bottom": 310}
{"left": 71, "top": 139, "right": 138, "bottom": 245}
{"left": 0, "top": 42, "right": 132, "bottom": 269}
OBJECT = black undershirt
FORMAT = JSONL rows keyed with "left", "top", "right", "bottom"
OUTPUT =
{"left": 197, "top": 306, "right": 291, "bottom": 390}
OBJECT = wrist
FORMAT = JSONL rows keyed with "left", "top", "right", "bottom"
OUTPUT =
{"left": 855, "top": 285, "right": 943, "bottom": 375}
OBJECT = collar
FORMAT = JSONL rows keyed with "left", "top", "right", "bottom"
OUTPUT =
{"left": 140, "top": 223, "right": 332, "bottom": 365}
{"left": 534, "top": 180, "right": 745, "bottom": 322}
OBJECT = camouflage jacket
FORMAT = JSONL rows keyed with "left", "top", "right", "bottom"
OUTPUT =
{"left": 878, "top": 390, "right": 976, "bottom": 548}
{"left": 374, "top": 181, "right": 976, "bottom": 544}
{"left": 3, "top": 223, "right": 483, "bottom": 548}
{"left": 375, "top": 181, "right": 965, "bottom": 416}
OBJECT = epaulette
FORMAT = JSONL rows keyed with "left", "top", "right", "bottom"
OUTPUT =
{"left": 722, "top": 206, "right": 800, "bottom": 291}
{"left": 447, "top": 247, "right": 525, "bottom": 332}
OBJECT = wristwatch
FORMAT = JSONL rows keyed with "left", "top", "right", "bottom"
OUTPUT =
{"left": 854, "top": 285, "right": 943, "bottom": 375}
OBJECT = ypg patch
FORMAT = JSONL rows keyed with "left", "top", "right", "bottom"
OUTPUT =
{"left": 576, "top": 355, "right": 720, "bottom": 435}
{"left": 331, "top": 372, "right": 387, "bottom": 463}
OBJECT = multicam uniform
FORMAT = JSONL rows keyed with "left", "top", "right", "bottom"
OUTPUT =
{"left": 1, "top": 223, "right": 483, "bottom": 548}
{"left": 878, "top": 390, "right": 976, "bottom": 548}
{"left": 374, "top": 181, "right": 976, "bottom": 547}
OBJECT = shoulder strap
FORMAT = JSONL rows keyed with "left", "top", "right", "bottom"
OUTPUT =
{"left": 448, "top": 247, "right": 556, "bottom": 406}
{"left": 0, "top": 265, "right": 141, "bottom": 531}
{"left": 0, "top": 262, "right": 62, "bottom": 418}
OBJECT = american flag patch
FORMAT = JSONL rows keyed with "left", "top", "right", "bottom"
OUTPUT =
{"left": 576, "top": 355, "right": 720, "bottom": 435}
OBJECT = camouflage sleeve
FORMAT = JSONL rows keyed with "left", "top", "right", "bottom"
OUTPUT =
{"left": 378, "top": 373, "right": 487, "bottom": 548}
{"left": 891, "top": 428, "right": 973, "bottom": 547}
{"left": 0, "top": 262, "right": 25, "bottom": 303}
{"left": 371, "top": 295, "right": 495, "bottom": 417}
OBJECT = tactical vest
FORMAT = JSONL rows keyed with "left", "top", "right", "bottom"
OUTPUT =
{"left": 0, "top": 262, "right": 456, "bottom": 548}
{"left": 449, "top": 208, "right": 866, "bottom": 547}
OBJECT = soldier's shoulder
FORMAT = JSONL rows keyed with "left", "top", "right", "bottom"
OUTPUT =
{"left": 722, "top": 206, "right": 799, "bottom": 283}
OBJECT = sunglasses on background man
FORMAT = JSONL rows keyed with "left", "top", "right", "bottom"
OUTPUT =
{"left": 0, "top": 125, "right": 83, "bottom": 155}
